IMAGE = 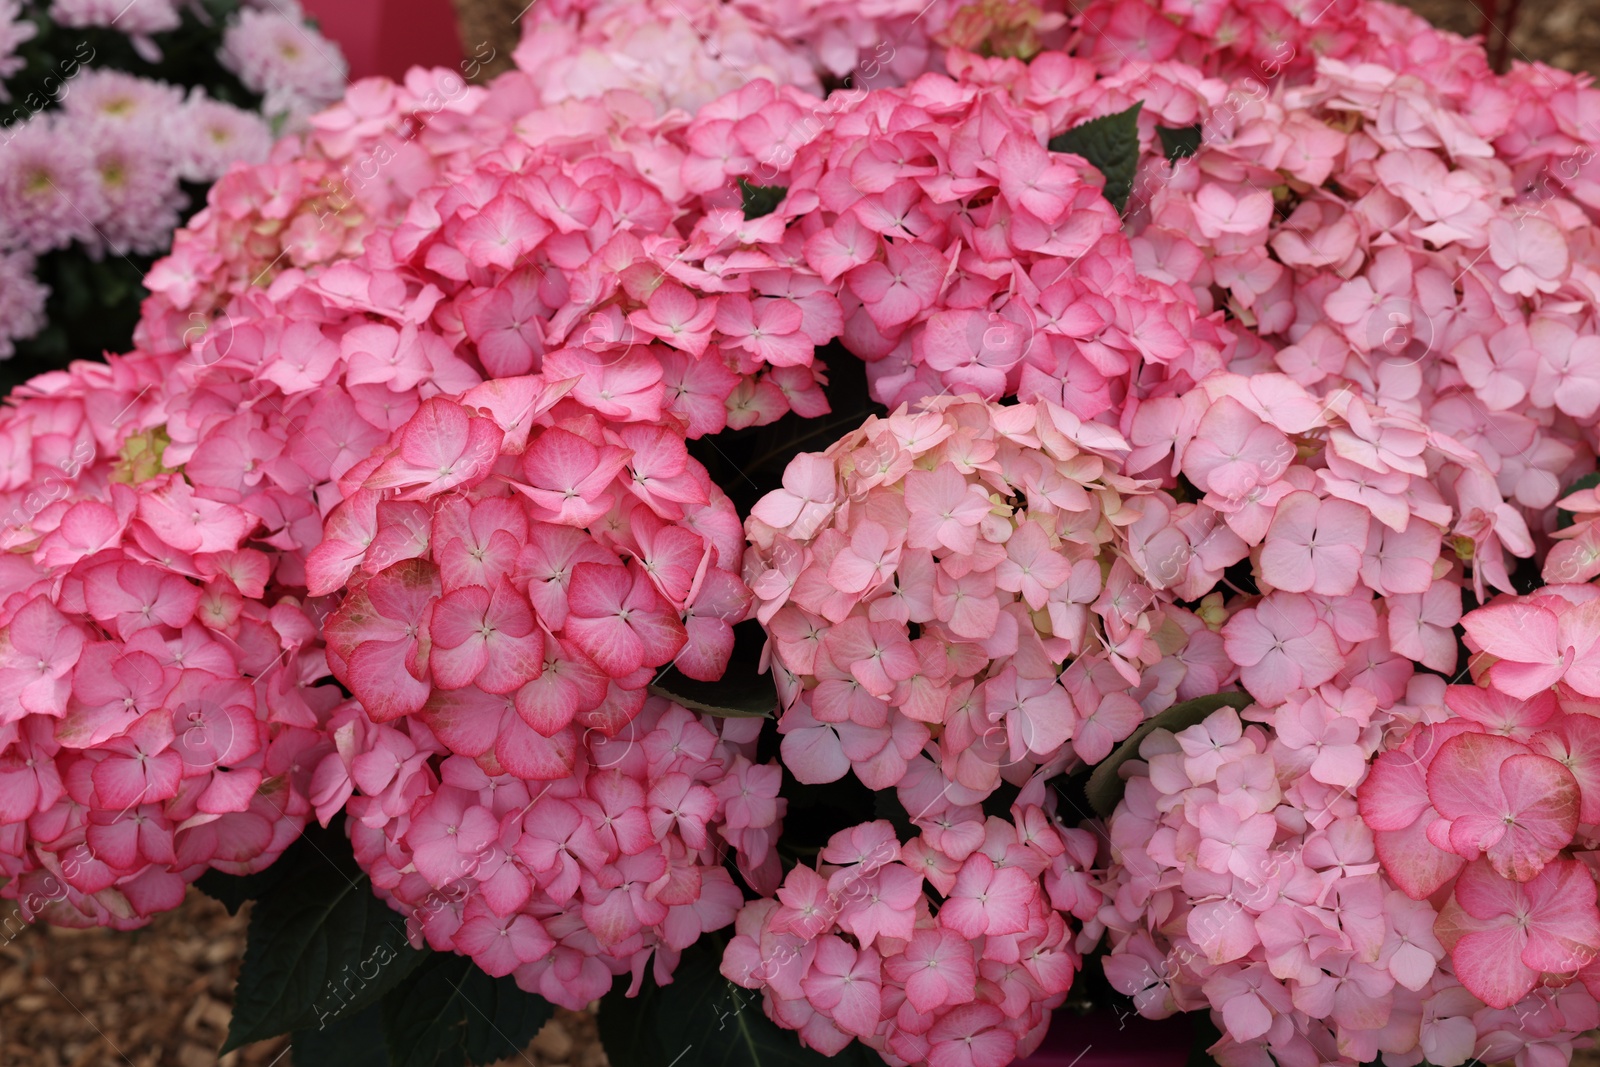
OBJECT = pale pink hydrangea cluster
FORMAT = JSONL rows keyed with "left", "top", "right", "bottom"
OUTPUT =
{"left": 136, "top": 67, "right": 493, "bottom": 360}
{"left": 307, "top": 379, "right": 751, "bottom": 775}
{"left": 1071, "top": 0, "right": 1461, "bottom": 82}
{"left": 0, "top": 354, "right": 340, "bottom": 929}
{"left": 681, "top": 68, "right": 1227, "bottom": 416}
{"left": 511, "top": 0, "right": 823, "bottom": 114}
{"left": 314, "top": 693, "right": 785, "bottom": 1008}
{"left": 505, "top": 0, "right": 1069, "bottom": 114}
{"left": 722, "top": 796, "right": 1100, "bottom": 1065}
{"left": 1096, "top": 693, "right": 1600, "bottom": 1067}
{"left": 1111, "top": 52, "right": 1600, "bottom": 540}
{"left": 743, "top": 394, "right": 1225, "bottom": 797}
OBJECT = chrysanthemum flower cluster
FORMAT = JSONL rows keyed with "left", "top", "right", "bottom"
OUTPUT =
{"left": 308, "top": 379, "right": 751, "bottom": 774}
{"left": 0, "top": 2, "right": 343, "bottom": 359}
{"left": 316, "top": 692, "right": 785, "bottom": 1009}
{"left": 0, "top": 354, "right": 339, "bottom": 929}
{"left": 722, "top": 802, "right": 1100, "bottom": 1065}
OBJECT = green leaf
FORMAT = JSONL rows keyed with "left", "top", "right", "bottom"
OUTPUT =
{"left": 293, "top": 1002, "right": 390, "bottom": 1067}
{"left": 1156, "top": 123, "right": 1202, "bottom": 163}
{"left": 1557, "top": 471, "right": 1600, "bottom": 529}
{"left": 649, "top": 663, "right": 776, "bottom": 718}
{"left": 221, "top": 826, "right": 428, "bottom": 1053}
{"left": 1185, "top": 1013, "right": 1227, "bottom": 1067}
{"left": 599, "top": 937, "right": 879, "bottom": 1067}
{"left": 738, "top": 179, "right": 788, "bottom": 220}
{"left": 1048, "top": 102, "right": 1145, "bottom": 213}
{"left": 381, "top": 953, "right": 554, "bottom": 1067}
{"left": 194, "top": 863, "right": 289, "bottom": 917}
{"left": 1084, "top": 691, "right": 1255, "bottom": 817}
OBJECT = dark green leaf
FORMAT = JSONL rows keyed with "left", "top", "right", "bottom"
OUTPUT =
{"left": 222, "top": 826, "right": 428, "bottom": 1052}
{"left": 292, "top": 1002, "right": 390, "bottom": 1067}
{"left": 1084, "top": 691, "right": 1254, "bottom": 817}
{"left": 1156, "top": 123, "right": 1202, "bottom": 162}
{"left": 1557, "top": 471, "right": 1600, "bottom": 529}
{"left": 599, "top": 937, "right": 879, "bottom": 1067}
{"left": 1185, "top": 1013, "right": 1227, "bottom": 1067}
{"left": 738, "top": 179, "right": 788, "bottom": 220}
{"left": 1049, "top": 102, "right": 1145, "bottom": 213}
{"left": 194, "top": 863, "right": 289, "bottom": 916}
{"left": 382, "top": 953, "right": 554, "bottom": 1067}
{"left": 650, "top": 662, "right": 776, "bottom": 718}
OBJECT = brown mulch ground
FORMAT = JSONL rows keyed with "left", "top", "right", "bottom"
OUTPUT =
{"left": 3, "top": 1, "right": 1597, "bottom": 1065}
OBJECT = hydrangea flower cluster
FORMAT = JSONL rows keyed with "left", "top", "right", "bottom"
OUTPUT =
{"left": 506, "top": 0, "right": 1076, "bottom": 115}
{"left": 0, "top": 3, "right": 344, "bottom": 360}
{"left": 315, "top": 693, "right": 785, "bottom": 1008}
{"left": 680, "top": 67, "right": 1225, "bottom": 416}
{"left": 308, "top": 378, "right": 751, "bottom": 774}
{"left": 722, "top": 796, "right": 1100, "bottom": 1065}
{"left": 1362, "top": 587, "right": 1600, "bottom": 1010}
{"left": 743, "top": 394, "right": 1218, "bottom": 797}
{"left": 1071, "top": 0, "right": 1462, "bottom": 82}
{"left": 136, "top": 66, "right": 494, "bottom": 360}
{"left": 1096, "top": 694, "right": 1600, "bottom": 1067}
{"left": 1111, "top": 48, "right": 1600, "bottom": 541}
{"left": 0, "top": 354, "right": 340, "bottom": 928}
{"left": 376, "top": 138, "right": 835, "bottom": 435}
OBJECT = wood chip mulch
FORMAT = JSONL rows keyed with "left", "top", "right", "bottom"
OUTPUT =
{"left": 0, "top": 888, "right": 607, "bottom": 1067}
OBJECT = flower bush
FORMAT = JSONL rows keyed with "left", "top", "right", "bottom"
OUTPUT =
{"left": 3, "top": 0, "right": 1600, "bottom": 1066}
{"left": 0, "top": 0, "right": 344, "bottom": 371}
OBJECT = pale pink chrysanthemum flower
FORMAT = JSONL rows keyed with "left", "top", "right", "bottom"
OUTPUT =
{"left": 49, "top": 0, "right": 180, "bottom": 36}
{"left": 0, "top": 1, "right": 38, "bottom": 99}
{"left": 59, "top": 68, "right": 185, "bottom": 131}
{"left": 168, "top": 90, "right": 274, "bottom": 183}
{"left": 218, "top": 9, "right": 347, "bottom": 130}
{"left": 0, "top": 250, "right": 48, "bottom": 358}
{"left": 0, "top": 118, "right": 107, "bottom": 254}
{"left": 72, "top": 117, "right": 185, "bottom": 257}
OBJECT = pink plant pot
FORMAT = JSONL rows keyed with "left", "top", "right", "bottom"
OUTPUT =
{"left": 1015, "top": 1009, "right": 1194, "bottom": 1067}
{"left": 300, "top": 0, "right": 464, "bottom": 82}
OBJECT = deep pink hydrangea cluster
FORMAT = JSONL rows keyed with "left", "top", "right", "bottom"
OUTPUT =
{"left": 680, "top": 68, "right": 1226, "bottom": 416}
{"left": 0, "top": 354, "right": 339, "bottom": 929}
{"left": 308, "top": 378, "right": 751, "bottom": 774}
{"left": 1096, "top": 692, "right": 1600, "bottom": 1067}
{"left": 722, "top": 793, "right": 1100, "bottom": 1066}
{"left": 743, "top": 394, "right": 1227, "bottom": 798}
{"left": 314, "top": 693, "right": 784, "bottom": 1008}
{"left": 1361, "top": 586, "right": 1600, "bottom": 1011}
{"left": 377, "top": 137, "right": 835, "bottom": 435}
